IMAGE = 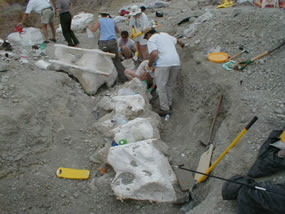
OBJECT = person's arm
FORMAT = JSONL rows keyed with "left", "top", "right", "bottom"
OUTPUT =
{"left": 177, "top": 39, "right": 185, "bottom": 48}
{"left": 88, "top": 21, "right": 99, "bottom": 32}
{"left": 115, "top": 24, "right": 120, "bottom": 34}
{"left": 55, "top": 0, "right": 60, "bottom": 15}
{"left": 18, "top": 13, "right": 28, "bottom": 26}
{"left": 50, "top": 0, "right": 56, "bottom": 8}
{"left": 148, "top": 50, "right": 158, "bottom": 68}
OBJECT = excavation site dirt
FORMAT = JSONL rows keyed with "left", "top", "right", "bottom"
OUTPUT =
{"left": 0, "top": 0, "right": 285, "bottom": 214}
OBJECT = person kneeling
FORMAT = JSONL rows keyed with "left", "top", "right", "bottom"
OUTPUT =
{"left": 118, "top": 31, "right": 137, "bottom": 60}
{"left": 124, "top": 60, "right": 156, "bottom": 92}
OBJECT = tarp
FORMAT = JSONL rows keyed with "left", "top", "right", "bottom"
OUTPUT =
{"left": 247, "top": 130, "right": 285, "bottom": 178}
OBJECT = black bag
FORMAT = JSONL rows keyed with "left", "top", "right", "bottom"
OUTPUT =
{"left": 247, "top": 130, "right": 285, "bottom": 178}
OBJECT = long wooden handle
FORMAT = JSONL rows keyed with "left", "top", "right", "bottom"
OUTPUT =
{"left": 207, "top": 95, "right": 223, "bottom": 145}
{"left": 251, "top": 51, "right": 269, "bottom": 62}
{"left": 55, "top": 44, "right": 116, "bottom": 58}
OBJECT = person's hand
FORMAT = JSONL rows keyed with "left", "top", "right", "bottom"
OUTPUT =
{"left": 132, "top": 55, "right": 138, "bottom": 61}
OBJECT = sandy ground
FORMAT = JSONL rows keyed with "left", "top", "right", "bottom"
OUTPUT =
{"left": 0, "top": 0, "right": 285, "bottom": 213}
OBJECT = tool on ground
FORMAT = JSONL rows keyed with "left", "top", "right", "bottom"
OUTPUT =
{"left": 175, "top": 165, "right": 285, "bottom": 197}
{"left": 228, "top": 45, "right": 249, "bottom": 61}
{"left": 234, "top": 40, "right": 285, "bottom": 71}
{"left": 196, "top": 95, "right": 223, "bottom": 180}
{"left": 217, "top": 0, "right": 235, "bottom": 8}
{"left": 197, "top": 116, "right": 258, "bottom": 183}
{"left": 208, "top": 52, "right": 229, "bottom": 63}
{"left": 213, "top": 46, "right": 248, "bottom": 68}
{"left": 194, "top": 144, "right": 214, "bottom": 181}
{"left": 56, "top": 167, "right": 90, "bottom": 180}
{"left": 177, "top": 16, "right": 199, "bottom": 26}
{"left": 200, "top": 95, "right": 224, "bottom": 147}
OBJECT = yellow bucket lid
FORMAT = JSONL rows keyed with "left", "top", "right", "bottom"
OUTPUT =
{"left": 281, "top": 130, "right": 285, "bottom": 143}
{"left": 208, "top": 52, "right": 229, "bottom": 63}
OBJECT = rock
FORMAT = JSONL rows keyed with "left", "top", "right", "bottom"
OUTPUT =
{"left": 107, "top": 139, "right": 177, "bottom": 202}
{"left": 0, "top": 63, "right": 7, "bottom": 72}
{"left": 143, "top": 0, "right": 170, "bottom": 8}
{"left": 35, "top": 60, "right": 51, "bottom": 70}
{"left": 184, "top": 24, "right": 197, "bottom": 38}
{"left": 56, "top": 12, "right": 94, "bottom": 33}
{"left": 89, "top": 142, "right": 111, "bottom": 164}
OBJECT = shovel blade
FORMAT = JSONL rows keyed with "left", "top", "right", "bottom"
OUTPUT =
{"left": 194, "top": 144, "right": 214, "bottom": 181}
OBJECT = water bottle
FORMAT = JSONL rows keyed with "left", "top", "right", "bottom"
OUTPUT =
{"left": 112, "top": 140, "right": 118, "bottom": 147}
{"left": 165, "top": 114, "right": 170, "bottom": 121}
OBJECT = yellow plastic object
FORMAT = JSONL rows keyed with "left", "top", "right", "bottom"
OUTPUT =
{"left": 130, "top": 27, "right": 143, "bottom": 39}
{"left": 281, "top": 130, "right": 285, "bottom": 143}
{"left": 208, "top": 52, "right": 229, "bottom": 63}
{"left": 197, "top": 116, "right": 258, "bottom": 183}
{"left": 217, "top": 0, "right": 235, "bottom": 8}
{"left": 56, "top": 167, "right": 90, "bottom": 180}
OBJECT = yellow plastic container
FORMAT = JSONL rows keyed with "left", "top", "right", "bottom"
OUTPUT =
{"left": 208, "top": 52, "right": 229, "bottom": 63}
{"left": 56, "top": 167, "right": 90, "bottom": 180}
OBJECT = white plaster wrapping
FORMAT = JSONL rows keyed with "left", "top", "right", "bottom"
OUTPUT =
{"left": 111, "top": 118, "right": 159, "bottom": 143}
{"left": 7, "top": 27, "right": 43, "bottom": 46}
{"left": 56, "top": 12, "right": 94, "bottom": 33}
{"left": 50, "top": 44, "right": 117, "bottom": 95}
{"left": 107, "top": 139, "right": 177, "bottom": 202}
{"left": 112, "top": 94, "right": 145, "bottom": 117}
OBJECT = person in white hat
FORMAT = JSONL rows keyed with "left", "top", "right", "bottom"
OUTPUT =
{"left": 88, "top": 8, "right": 128, "bottom": 82}
{"left": 129, "top": 5, "right": 150, "bottom": 61}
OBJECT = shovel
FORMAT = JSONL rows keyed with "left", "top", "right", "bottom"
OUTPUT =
{"left": 234, "top": 40, "right": 285, "bottom": 70}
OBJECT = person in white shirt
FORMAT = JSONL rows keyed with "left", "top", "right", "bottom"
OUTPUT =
{"left": 124, "top": 60, "right": 156, "bottom": 92}
{"left": 144, "top": 28, "right": 185, "bottom": 116}
{"left": 129, "top": 5, "right": 150, "bottom": 60}
{"left": 18, "top": 0, "right": 56, "bottom": 43}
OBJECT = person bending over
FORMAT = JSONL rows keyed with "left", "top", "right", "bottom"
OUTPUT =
{"left": 18, "top": 0, "right": 56, "bottom": 43}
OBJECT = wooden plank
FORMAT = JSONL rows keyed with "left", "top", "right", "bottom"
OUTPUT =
{"left": 194, "top": 144, "right": 214, "bottom": 181}
{"left": 54, "top": 44, "right": 116, "bottom": 58}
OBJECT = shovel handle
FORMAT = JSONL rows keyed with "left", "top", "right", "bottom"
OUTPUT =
{"left": 251, "top": 51, "right": 269, "bottom": 61}
{"left": 245, "top": 116, "right": 258, "bottom": 130}
{"left": 197, "top": 116, "right": 258, "bottom": 183}
{"left": 228, "top": 51, "right": 242, "bottom": 61}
